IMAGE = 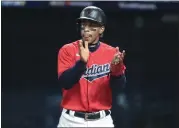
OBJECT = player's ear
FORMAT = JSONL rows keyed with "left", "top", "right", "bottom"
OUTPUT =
{"left": 99, "top": 26, "right": 105, "bottom": 38}
{"left": 99, "top": 26, "right": 105, "bottom": 35}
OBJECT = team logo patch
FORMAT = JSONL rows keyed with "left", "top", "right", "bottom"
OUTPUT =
{"left": 82, "top": 63, "right": 110, "bottom": 82}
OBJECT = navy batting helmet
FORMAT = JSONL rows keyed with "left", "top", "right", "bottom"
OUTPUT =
{"left": 76, "top": 6, "right": 106, "bottom": 26}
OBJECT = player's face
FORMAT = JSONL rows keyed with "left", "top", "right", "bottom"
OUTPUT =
{"left": 80, "top": 20, "right": 105, "bottom": 44}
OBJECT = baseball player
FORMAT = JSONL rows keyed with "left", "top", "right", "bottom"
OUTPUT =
{"left": 57, "top": 6, "right": 126, "bottom": 127}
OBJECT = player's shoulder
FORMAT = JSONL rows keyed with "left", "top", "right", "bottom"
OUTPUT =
{"left": 100, "top": 42, "right": 116, "bottom": 51}
{"left": 61, "top": 40, "right": 77, "bottom": 49}
{"left": 60, "top": 40, "right": 79, "bottom": 51}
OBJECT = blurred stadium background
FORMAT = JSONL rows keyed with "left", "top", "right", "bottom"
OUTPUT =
{"left": 2, "top": 1, "right": 179, "bottom": 128}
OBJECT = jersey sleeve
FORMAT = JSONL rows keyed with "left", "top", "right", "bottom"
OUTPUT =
{"left": 110, "top": 47, "right": 127, "bottom": 88}
{"left": 57, "top": 43, "right": 87, "bottom": 89}
{"left": 58, "top": 44, "right": 74, "bottom": 77}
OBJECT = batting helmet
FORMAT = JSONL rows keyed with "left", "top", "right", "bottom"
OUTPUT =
{"left": 76, "top": 6, "right": 106, "bottom": 26}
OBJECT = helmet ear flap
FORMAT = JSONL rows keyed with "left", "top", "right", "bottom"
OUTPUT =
{"left": 76, "top": 22, "right": 82, "bottom": 38}
{"left": 76, "top": 22, "right": 80, "bottom": 32}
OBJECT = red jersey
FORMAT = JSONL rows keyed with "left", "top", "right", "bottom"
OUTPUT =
{"left": 58, "top": 40, "right": 126, "bottom": 112}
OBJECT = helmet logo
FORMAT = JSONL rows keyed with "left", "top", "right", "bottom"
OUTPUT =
{"left": 87, "top": 10, "right": 97, "bottom": 18}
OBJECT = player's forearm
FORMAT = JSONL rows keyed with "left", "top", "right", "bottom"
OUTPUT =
{"left": 110, "top": 74, "right": 126, "bottom": 89}
{"left": 58, "top": 60, "right": 86, "bottom": 89}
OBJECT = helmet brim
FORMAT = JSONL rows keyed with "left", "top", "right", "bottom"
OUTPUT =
{"left": 76, "top": 17, "right": 104, "bottom": 26}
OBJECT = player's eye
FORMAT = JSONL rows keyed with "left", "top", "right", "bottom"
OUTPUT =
{"left": 80, "top": 24, "right": 85, "bottom": 30}
{"left": 89, "top": 23, "right": 96, "bottom": 27}
{"left": 81, "top": 24, "right": 90, "bottom": 30}
{"left": 80, "top": 23, "right": 98, "bottom": 31}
